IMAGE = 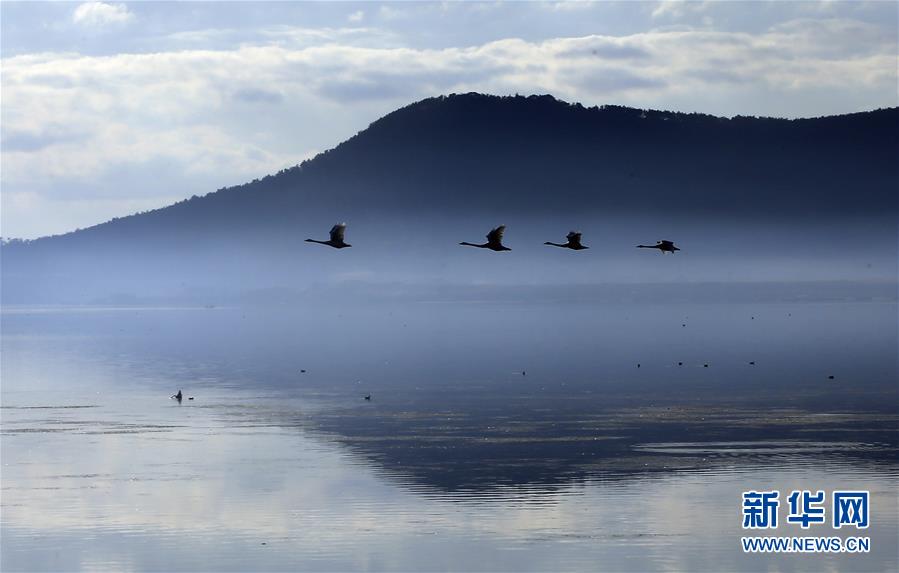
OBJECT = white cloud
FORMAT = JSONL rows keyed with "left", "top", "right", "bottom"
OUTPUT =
{"left": 651, "top": 1, "right": 713, "bottom": 21}
{"left": 347, "top": 10, "right": 365, "bottom": 24}
{"left": 162, "top": 25, "right": 400, "bottom": 51}
{"left": 378, "top": 5, "right": 407, "bottom": 21}
{"left": 542, "top": 1, "right": 599, "bottom": 12}
{"left": 2, "top": 18, "right": 895, "bottom": 237}
{"left": 72, "top": 2, "right": 133, "bottom": 27}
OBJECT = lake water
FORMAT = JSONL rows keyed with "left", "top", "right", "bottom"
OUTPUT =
{"left": 2, "top": 300, "right": 897, "bottom": 571}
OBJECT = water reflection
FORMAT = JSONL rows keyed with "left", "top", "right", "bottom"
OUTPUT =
{"left": 2, "top": 302, "right": 897, "bottom": 571}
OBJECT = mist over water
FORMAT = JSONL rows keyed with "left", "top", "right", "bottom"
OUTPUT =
{"left": 4, "top": 215, "right": 896, "bottom": 305}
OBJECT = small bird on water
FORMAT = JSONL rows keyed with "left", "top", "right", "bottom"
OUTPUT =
{"left": 305, "top": 223, "right": 351, "bottom": 249}
{"left": 364, "top": 394, "right": 372, "bottom": 401}
{"left": 460, "top": 225, "right": 511, "bottom": 251}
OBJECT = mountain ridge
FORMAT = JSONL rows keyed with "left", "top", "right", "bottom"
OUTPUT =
{"left": 6, "top": 93, "right": 897, "bottom": 246}
{"left": 2, "top": 93, "right": 897, "bottom": 304}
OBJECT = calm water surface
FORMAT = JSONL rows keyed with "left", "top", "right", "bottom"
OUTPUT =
{"left": 2, "top": 302, "right": 897, "bottom": 571}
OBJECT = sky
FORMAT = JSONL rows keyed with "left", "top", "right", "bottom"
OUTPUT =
{"left": 1, "top": 1, "right": 897, "bottom": 239}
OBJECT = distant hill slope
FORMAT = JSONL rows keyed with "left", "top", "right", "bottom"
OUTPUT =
{"left": 2, "top": 93, "right": 897, "bottom": 303}
{"left": 12, "top": 93, "right": 899, "bottom": 244}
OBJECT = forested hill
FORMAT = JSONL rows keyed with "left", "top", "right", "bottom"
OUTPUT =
{"left": 10, "top": 93, "right": 899, "bottom": 248}
{"left": 2, "top": 93, "right": 896, "bottom": 304}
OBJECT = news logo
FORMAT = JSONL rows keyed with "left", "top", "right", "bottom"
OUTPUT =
{"left": 742, "top": 491, "right": 779, "bottom": 529}
{"left": 833, "top": 491, "right": 869, "bottom": 529}
{"left": 787, "top": 490, "right": 825, "bottom": 528}
{"left": 741, "top": 489, "right": 871, "bottom": 554}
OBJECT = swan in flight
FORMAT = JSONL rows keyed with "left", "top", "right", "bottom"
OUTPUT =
{"left": 306, "top": 223, "right": 351, "bottom": 249}
{"left": 545, "top": 231, "right": 588, "bottom": 250}
{"left": 460, "top": 225, "right": 511, "bottom": 251}
{"left": 637, "top": 240, "right": 680, "bottom": 254}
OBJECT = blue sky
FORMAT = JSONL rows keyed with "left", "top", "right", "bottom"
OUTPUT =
{"left": 2, "top": 1, "right": 897, "bottom": 239}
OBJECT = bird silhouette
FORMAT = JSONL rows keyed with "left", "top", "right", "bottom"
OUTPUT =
{"left": 637, "top": 240, "right": 680, "bottom": 254}
{"left": 460, "top": 225, "right": 511, "bottom": 251}
{"left": 172, "top": 390, "right": 182, "bottom": 403}
{"left": 545, "top": 231, "right": 588, "bottom": 250}
{"left": 305, "top": 223, "right": 351, "bottom": 249}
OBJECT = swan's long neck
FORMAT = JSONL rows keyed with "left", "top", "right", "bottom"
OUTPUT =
{"left": 636, "top": 245, "right": 655, "bottom": 249}
{"left": 460, "top": 241, "right": 486, "bottom": 248}
{"left": 306, "top": 239, "right": 329, "bottom": 245}
{"left": 545, "top": 242, "right": 567, "bottom": 248}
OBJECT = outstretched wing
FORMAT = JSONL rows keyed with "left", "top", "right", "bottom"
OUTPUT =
{"left": 659, "top": 240, "right": 674, "bottom": 248}
{"left": 329, "top": 223, "right": 346, "bottom": 243}
{"left": 486, "top": 225, "right": 506, "bottom": 245}
{"left": 566, "top": 231, "right": 582, "bottom": 244}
